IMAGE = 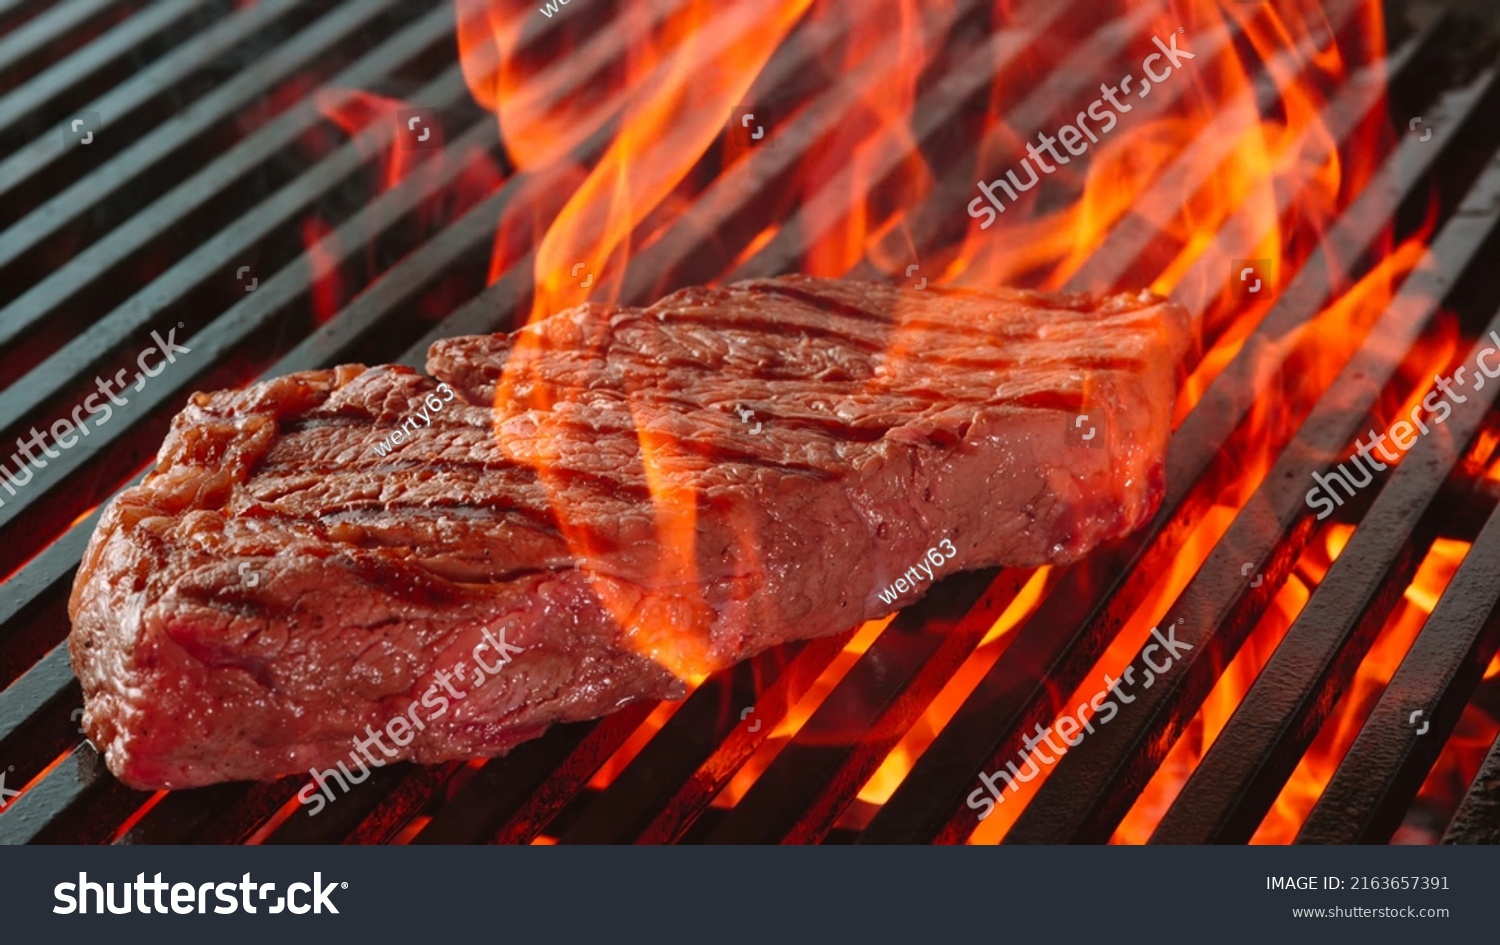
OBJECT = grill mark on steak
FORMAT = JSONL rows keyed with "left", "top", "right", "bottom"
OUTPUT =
{"left": 521, "top": 384, "right": 1097, "bottom": 452}
{"left": 332, "top": 553, "right": 474, "bottom": 607}
{"left": 253, "top": 457, "right": 544, "bottom": 485}
{"left": 654, "top": 309, "right": 891, "bottom": 353}
{"left": 910, "top": 354, "right": 1148, "bottom": 373}
{"left": 748, "top": 280, "right": 912, "bottom": 324}
{"left": 69, "top": 275, "right": 1195, "bottom": 790}
{"left": 522, "top": 410, "right": 883, "bottom": 459}
{"left": 251, "top": 500, "right": 563, "bottom": 537}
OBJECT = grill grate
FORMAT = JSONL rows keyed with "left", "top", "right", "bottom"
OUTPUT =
{"left": 1, "top": 0, "right": 1499, "bottom": 845}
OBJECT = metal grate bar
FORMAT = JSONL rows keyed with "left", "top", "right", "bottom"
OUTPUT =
{"left": 1297, "top": 500, "right": 1500, "bottom": 843}
{"left": 421, "top": 634, "right": 853, "bottom": 844}
{"left": 0, "top": 0, "right": 766, "bottom": 843}
{"left": 0, "top": 646, "right": 72, "bottom": 749}
{"left": 114, "top": 782, "right": 246, "bottom": 845}
{"left": 0, "top": 0, "right": 198, "bottom": 142}
{"left": 1443, "top": 728, "right": 1500, "bottom": 843}
{"left": 189, "top": 783, "right": 305, "bottom": 845}
{"left": 634, "top": 631, "right": 855, "bottom": 843}
{"left": 0, "top": 744, "right": 146, "bottom": 845}
{"left": 410, "top": 709, "right": 657, "bottom": 845}
{"left": 486, "top": 704, "right": 659, "bottom": 845}
{"left": 1147, "top": 50, "right": 1445, "bottom": 357}
{"left": 1065, "top": 0, "right": 1403, "bottom": 297}
{"left": 262, "top": 758, "right": 436, "bottom": 845}
{"left": 0, "top": 0, "right": 306, "bottom": 214}
{"left": 0, "top": 67, "right": 482, "bottom": 575}
{"left": 0, "top": 0, "right": 119, "bottom": 77}
{"left": 3, "top": 0, "right": 1494, "bottom": 849}
{"left": 0, "top": 1, "right": 651, "bottom": 842}
{"left": 723, "top": 0, "right": 1086, "bottom": 285}
{"left": 859, "top": 54, "right": 1500, "bottom": 846}
{"left": 1154, "top": 302, "right": 1500, "bottom": 843}
{"left": 707, "top": 570, "right": 1030, "bottom": 843}
{"left": 1003, "top": 156, "right": 1500, "bottom": 844}
{"left": 0, "top": 0, "right": 416, "bottom": 319}
{"left": 0, "top": 61, "right": 474, "bottom": 414}
{"left": 397, "top": 0, "right": 884, "bottom": 356}
{"left": 341, "top": 764, "right": 466, "bottom": 846}
{"left": 668, "top": 0, "right": 1080, "bottom": 292}
{"left": 554, "top": 647, "right": 809, "bottom": 844}
{"left": 845, "top": 2, "right": 1267, "bottom": 290}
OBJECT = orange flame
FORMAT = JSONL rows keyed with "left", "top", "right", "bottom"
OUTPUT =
{"left": 526, "top": 0, "right": 814, "bottom": 320}
{"left": 443, "top": 0, "right": 1469, "bottom": 842}
{"left": 313, "top": 88, "right": 420, "bottom": 191}
{"left": 1252, "top": 539, "right": 1473, "bottom": 844}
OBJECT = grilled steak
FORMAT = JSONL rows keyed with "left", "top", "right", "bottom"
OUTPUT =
{"left": 68, "top": 275, "right": 1194, "bottom": 789}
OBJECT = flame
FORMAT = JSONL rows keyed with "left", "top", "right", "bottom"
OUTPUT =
{"left": 463, "top": 0, "right": 819, "bottom": 680}
{"left": 965, "top": 111, "right": 1426, "bottom": 843}
{"left": 313, "top": 88, "right": 421, "bottom": 191}
{"left": 713, "top": 616, "right": 892, "bottom": 809}
{"left": 1252, "top": 539, "right": 1472, "bottom": 843}
{"left": 1397, "top": 705, "right": 1500, "bottom": 844}
{"left": 441, "top": 0, "right": 1467, "bottom": 841}
{"left": 798, "top": 0, "right": 932, "bottom": 278}
{"left": 587, "top": 696, "right": 691, "bottom": 791}
{"left": 956, "top": 0, "right": 1385, "bottom": 306}
{"left": 1109, "top": 525, "right": 1337, "bottom": 844}
{"left": 524, "top": 0, "right": 813, "bottom": 321}
{"left": 455, "top": 0, "right": 701, "bottom": 173}
{"left": 1097, "top": 238, "right": 1444, "bottom": 843}
{"left": 851, "top": 567, "right": 1052, "bottom": 810}
{"left": 968, "top": 499, "right": 1246, "bottom": 845}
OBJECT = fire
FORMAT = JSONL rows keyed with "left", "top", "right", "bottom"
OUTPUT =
{"left": 713, "top": 616, "right": 892, "bottom": 809}
{"left": 458, "top": 0, "right": 939, "bottom": 678}
{"left": 444, "top": 0, "right": 1476, "bottom": 843}
{"left": 850, "top": 567, "right": 1052, "bottom": 812}
{"left": 968, "top": 500, "right": 1246, "bottom": 845}
{"left": 1253, "top": 538, "right": 1474, "bottom": 844}
{"left": 1108, "top": 523, "right": 1343, "bottom": 844}
{"left": 519, "top": 0, "right": 814, "bottom": 320}
{"left": 797, "top": 0, "right": 931, "bottom": 279}
{"left": 313, "top": 88, "right": 423, "bottom": 192}
{"left": 306, "top": 73, "right": 510, "bottom": 326}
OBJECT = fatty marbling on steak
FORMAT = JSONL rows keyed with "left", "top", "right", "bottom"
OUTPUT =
{"left": 68, "top": 275, "right": 1194, "bottom": 789}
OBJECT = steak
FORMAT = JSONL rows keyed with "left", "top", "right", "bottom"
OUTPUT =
{"left": 68, "top": 275, "right": 1194, "bottom": 790}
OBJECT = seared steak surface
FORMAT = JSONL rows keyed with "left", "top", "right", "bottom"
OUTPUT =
{"left": 68, "top": 276, "right": 1193, "bottom": 789}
